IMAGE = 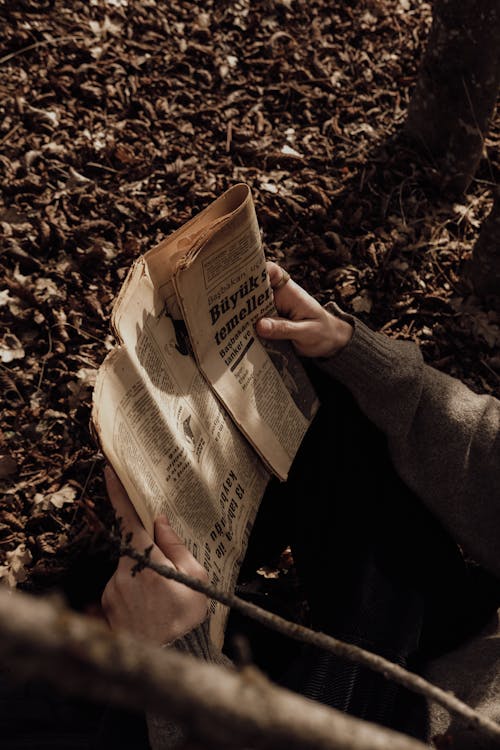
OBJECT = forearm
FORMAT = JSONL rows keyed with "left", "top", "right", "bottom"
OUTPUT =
{"left": 318, "top": 306, "right": 500, "bottom": 578}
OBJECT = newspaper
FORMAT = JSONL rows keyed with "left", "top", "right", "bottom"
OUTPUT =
{"left": 92, "top": 184, "right": 319, "bottom": 647}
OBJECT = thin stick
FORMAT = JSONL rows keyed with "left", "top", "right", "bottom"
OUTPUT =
{"left": 0, "top": 586, "right": 428, "bottom": 750}
{"left": 122, "top": 542, "right": 500, "bottom": 744}
{"left": 0, "top": 34, "right": 86, "bottom": 66}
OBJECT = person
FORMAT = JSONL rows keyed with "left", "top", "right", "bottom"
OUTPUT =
{"left": 102, "top": 261, "right": 500, "bottom": 748}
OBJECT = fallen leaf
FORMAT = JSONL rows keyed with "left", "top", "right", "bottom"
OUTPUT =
{"left": 0, "top": 455, "right": 18, "bottom": 479}
{"left": 33, "top": 485, "right": 77, "bottom": 510}
{"left": 351, "top": 291, "right": 373, "bottom": 314}
{"left": 280, "top": 144, "right": 303, "bottom": 158}
{"left": 0, "top": 334, "right": 25, "bottom": 363}
{"left": 34, "top": 277, "right": 65, "bottom": 304}
{"left": 0, "top": 544, "right": 33, "bottom": 588}
{"left": 261, "top": 182, "right": 278, "bottom": 194}
{"left": 257, "top": 565, "right": 280, "bottom": 580}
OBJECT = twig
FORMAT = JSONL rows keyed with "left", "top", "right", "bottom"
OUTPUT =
{"left": 50, "top": 321, "right": 109, "bottom": 345}
{"left": 86, "top": 162, "right": 121, "bottom": 174}
{"left": 0, "top": 122, "right": 21, "bottom": 146}
{"left": 121, "top": 542, "right": 500, "bottom": 745}
{"left": 0, "top": 362, "right": 26, "bottom": 403}
{"left": 70, "top": 456, "right": 99, "bottom": 525}
{"left": 0, "top": 34, "right": 86, "bottom": 66}
{"left": 0, "top": 586, "right": 428, "bottom": 750}
{"left": 36, "top": 325, "right": 53, "bottom": 391}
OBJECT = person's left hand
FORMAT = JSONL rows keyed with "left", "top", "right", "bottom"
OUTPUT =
{"left": 256, "top": 261, "right": 353, "bottom": 358}
{"left": 101, "top": 466, "right": 209, "bottom": 646}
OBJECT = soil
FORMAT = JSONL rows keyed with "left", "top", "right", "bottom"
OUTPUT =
{"left": 1, "top": 0, "right": 500, "bottom": 607}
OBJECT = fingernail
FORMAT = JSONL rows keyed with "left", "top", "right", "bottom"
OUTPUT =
{"left": 156, "top": 515, "right": 170, "bottom": 527}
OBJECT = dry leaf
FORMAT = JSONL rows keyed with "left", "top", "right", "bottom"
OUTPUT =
{"left": 0, "top": 334, "right": 25, "bottom": 363}
{"left": 261, "top": 182, "right": 278, "bottom": 194}
{"left": 0, "top": 290, "right": 12, "bottom": 307}
{"left": 280, "top": 144, "right": 302, "bottom": 158}
{"left": 0, "top": 455, "right": 18, "bottom": 479}
{"left": 34, "top": 277, "right": 65, "bottom": 304}
{"left": 351, "top": 291, "right": 373, "bottom": 314}
{"left": 257, "top": 565, "right": 280, "bottom": 580}
{"left": 33, "top": 485, "right": 77, "bottom": 510}
{"left": 0, "top": 543, "right": 33, "bottom": 588}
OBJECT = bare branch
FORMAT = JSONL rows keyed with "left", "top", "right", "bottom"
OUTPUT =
{"left": 0, "top": 586, "right": 427, "bottom": 750}
{"left": 122, "top": 543, "right": 500, "bottom": 745}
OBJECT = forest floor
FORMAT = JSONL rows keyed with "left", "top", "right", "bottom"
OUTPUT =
{"left": 1, "top": 0, "right": 500, "bottom": 607}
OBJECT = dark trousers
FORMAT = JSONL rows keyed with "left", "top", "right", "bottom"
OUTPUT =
{"left": 239, "top": 363, "right": 500, "bottom": 739}
{"left": 3, "top": 366, "right": 498, "bottom": 748}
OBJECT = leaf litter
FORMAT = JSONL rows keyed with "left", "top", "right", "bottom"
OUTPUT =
{"left": 0, "top": 0, "right": 499, "bottom": 606}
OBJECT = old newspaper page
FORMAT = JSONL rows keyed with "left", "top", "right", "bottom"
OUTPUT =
{"left": 172, "top": 184, "right": 319, "bottom": 480}
{"left": 93, "top": 265, "right": 269, "bottom": 647}
{"left": 93, "top": 183, "right": 318, "bottom": 643}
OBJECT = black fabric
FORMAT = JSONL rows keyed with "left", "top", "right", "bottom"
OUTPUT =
{"left": 4, "top": 363, "right": 499, "bottom": 747}
{"left": 240, "top": 362, "right": 500, "bottom": 738}
{"left": 0, "top": 674, "right": 149, "bottom": 750}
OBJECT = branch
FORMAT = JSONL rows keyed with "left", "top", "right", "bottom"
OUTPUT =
{"left": 0, "top": 586, "right": 427, "bottom": 750}
{"left": 122, "top": 543, "right": 500, "bottom": 745}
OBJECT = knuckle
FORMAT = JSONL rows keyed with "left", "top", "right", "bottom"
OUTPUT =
{"left": 273, "top": 319, "right": 288, "bottom": 337}
{"left": 181, "top": 557, "right": 207, "bottom": 582}
{"left": 129, "top": 566, "right": 155, "bottom": 589}
{"left": 101, "top": 582, "right": 114, "bottom": 614}
{"left": 114, "top": 566, "right": 134, "bottom": 591}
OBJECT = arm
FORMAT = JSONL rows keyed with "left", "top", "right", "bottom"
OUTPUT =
{"left": 102, "top": 468, "right": 230, "bottom": 749}
{"left": 101, "top": 466, "right": 209, "bottom": 647}
{"left": 257, "top": 263, "right": 500, "bottom": 578}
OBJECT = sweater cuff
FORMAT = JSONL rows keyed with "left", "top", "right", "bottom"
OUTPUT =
{"left": 169, "top": 619, "right": 233, "bottom": 669}
{"left": 321, "top": 302, "right": 422, "bottom": 394}
{"left": 317, "top": 303, "right": 425, "bottom": 436}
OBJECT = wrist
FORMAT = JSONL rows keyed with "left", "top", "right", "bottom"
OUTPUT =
{"left": 322, "top": 311, "right": 353, "bottom": 358}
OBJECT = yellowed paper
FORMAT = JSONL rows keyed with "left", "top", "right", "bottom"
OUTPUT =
{"left": 92, "top": 183, "right": 318, "bottom": 646}
{"left": 93, "top": 265, "right": 268, "bottom": 646}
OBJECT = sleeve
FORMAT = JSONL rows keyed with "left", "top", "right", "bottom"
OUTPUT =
{"left": 317, "top": 304, "right": 500, "bottom": 579}
{"left": 146, "top": 620, "right": 233, "bottom": 750}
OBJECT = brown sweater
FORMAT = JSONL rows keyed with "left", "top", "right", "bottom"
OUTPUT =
{"left": 150, "top": 312, "right": 500, "bottom": 748}
{"left": 322, "top": 306, "right": 500, "bottom": 581}
{"left": 320, "top": 308, "right": 500, "bottom": 746}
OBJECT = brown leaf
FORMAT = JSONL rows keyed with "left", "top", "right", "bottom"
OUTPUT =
{"left": 0, "top": 455, "right": 18, "bottom": 479}
{"left": 0, "top": 334, "right": 25, "bottom": 363}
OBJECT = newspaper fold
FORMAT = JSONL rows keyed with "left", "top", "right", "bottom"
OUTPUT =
{"left": 92, "top": 184, "right": 318, "bottom": 646}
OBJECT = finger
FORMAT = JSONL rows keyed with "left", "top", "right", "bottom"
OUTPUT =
{"left": 267, "top": 262, "right": 294, "bottom": 300}
{"left": 266, "top": 261, "right": 285, "bottom": 287}
{"left": 256, "top": 316, "right": 314, "bottom": 343}
{"left": 154, "top": 516, "right": 203, "bottom": 575}
{"left": 266, "top": 263, "right": 313, "bottom": 315}
{"left": 105, "top": 465, "right": 150, "bottom": 541}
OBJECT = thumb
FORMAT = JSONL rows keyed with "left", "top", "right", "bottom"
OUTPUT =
{"left": 256, "top": 316, "right": 312, "bottom": 343}
{"left": 154, "top": 516, "right": 196, "bottom": 571}
{"left": 105, "top": 465, "right": 149, "bottom": 540}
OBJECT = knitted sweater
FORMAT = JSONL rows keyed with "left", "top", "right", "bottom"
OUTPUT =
{"left": 320, "top": 308, "right": 500, "bottom": 747}
{"left": 149, "top": 311, "right": 500, "bottom": 748}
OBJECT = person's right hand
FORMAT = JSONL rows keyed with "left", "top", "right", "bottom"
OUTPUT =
{"left": 256, "top": 261, "right": 353, "bottom": 358}
{"left": 101, "top": 466, "right": 209, "bottom": 646}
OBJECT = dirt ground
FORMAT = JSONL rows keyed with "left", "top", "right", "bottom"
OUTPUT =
{"left": 1, "top": 0, "right": 499, "bottom": 604}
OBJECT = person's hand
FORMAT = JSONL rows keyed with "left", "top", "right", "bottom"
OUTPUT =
{"left": 101, "top": 466, "right": 209, "bottom": 646}
{"left": 256, "top": 261, "right": 353, "bottom": 358}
